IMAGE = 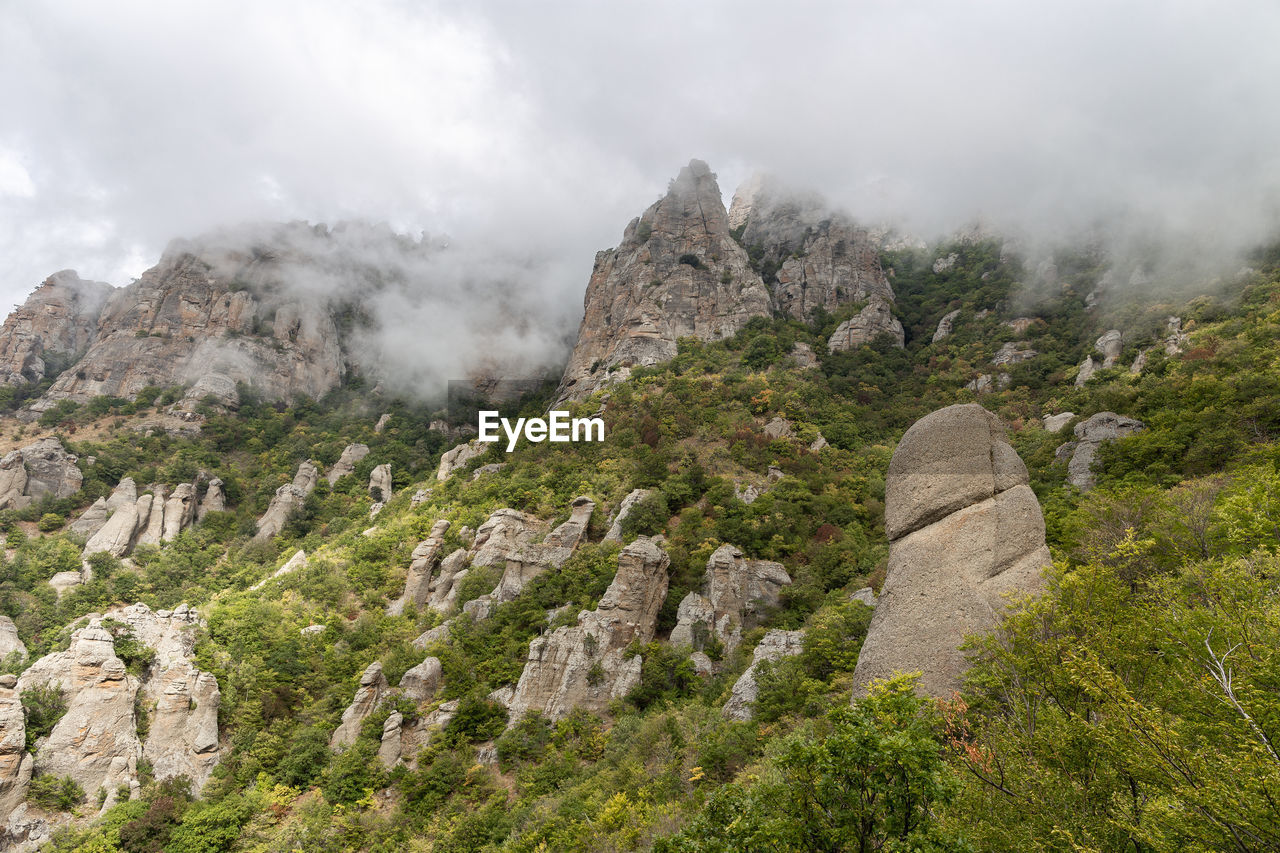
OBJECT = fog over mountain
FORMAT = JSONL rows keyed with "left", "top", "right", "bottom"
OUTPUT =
{"left": 2, "top": 0, "right": 1278, "bottom": 318}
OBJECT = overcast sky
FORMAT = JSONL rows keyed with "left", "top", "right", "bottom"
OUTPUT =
{"left": 2, "top": 0, "right": 1279, "bottom": 313}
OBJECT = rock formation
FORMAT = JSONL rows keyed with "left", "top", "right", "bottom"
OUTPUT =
{"left": 387, "top": 520, "right": 451, "bottom": 616}
{"left": 83, "top": 478, "right": 141, "bottom": 557}
{"left": 1076, "top": 330, "right": 1124, "bottom": 386}
{"left": 932, "top": 309, "right": 961, "bottom": 343}
{"left": 161, "top": 484, "right": 197, "bottom": 541}
{"left": 463, "top": 499, "right": 594, "bottom": 620}
{"left": 330, "top": 662, "right": 389, "bottom": 750}
{"left": 14, "top": 603, "right": 220, "bottom": 805}
{"left": 249, "top": 549, "right": 308, "bottom": 591}
{"left": 424, "top": 550, "right": 471, "bottom": 614}
{"left": 507, "top": 537, "right": 669, "bottom": 720}
{"left": 253, "top": 460, "right": 320, "bottom": 542}
{"left": 670, "top": 544, "right": 791, "bottom": 656}
{"left": 554, "top": 161, "right": 772, "bottom": 403}
{"left": 197, "top": 478, "right": 225, "bottom": 520}
{"left": 1042, "top": 412, "right": 1076, "bottom": 433}
{"left": 0, "top": 271, "right": 111, "bottom": 386}
{"left": 68, "top": 497, "right": 109, "bottom": 539}
{"left": 80, "top": 478, "right": 203, "bottom": 561}
{"left": 827, "top": 300, "right": 905, "bottom": 351}
{"left": 722, "top": 630, "right": 805, "bottom": 721}
{"left": 0, "top": 674, "right": 32, "bottom": 819}
{"left": 1055, "top": 412, "right": 1145, "bottom": 489}
{"left": 992, "top": 342, "right": 1036, "bottom": 365}
{"left": 368, "top": 463, "right": 392, "bottom": 503}
{"left": 603, "top": 489, "right": 653, "bottom": 542}
{"left": 852, "top": 403, "right": 1050, "bottom": 697}
{"left": 0, "top": 438, "right": 83, "bottom": 511}
{"left": 327, "top": 443, "right": 369, "bottom": 485}
{"left": 0, "top": 616, "right": 25, "bottom": 661}
{"left": 437, "top": 440, "right": 486, "bottom": 481}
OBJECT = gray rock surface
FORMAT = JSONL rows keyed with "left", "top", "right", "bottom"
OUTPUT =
{"left": 508, "top": 537, "right": 669, "bottom": 720}
{"left": 425, "top": 550, "right": 471, "bottom": 614}
{"left": 436, "top": 440, "right": 486, "bottom": 481}
{"left": 669, "top": 544, "right": 791, "bottom": 656}
{"left": 161, "top": 483, "right": 197, "bottom": 542}
{"left": 398, "top": 657, "right": 443, "bottom": 703}
{"left": 68, "top": 497, "right": 110, "bottom": 539}
{"left": 0, "top": 271, "right": 111, "bottom": 386}
{"left": 604, "top": 488, "right": 653, "bottom": 542}
{"left": 827, "top": 298, "right": 905, "bottom": 351}
{"left": 1074, "top": 354, "right": 1097, "bottom": 387}
{"left": 1042, "top": 412, "right": 1076, "bottom": 433}
{"left": 992, "top": 342, "right": 1036, "bottom": 366}
{"left": 0, "top": 452, "right": 28, "bottom": 511}
{"left": 1059, "top": 412, "right": 1145, "bottom": 489}
{"left": 853, "top": 403, "right": 1049, "bottom": 697}
{"left": 932, "top": 309, "right": 961, "bottom": 343}
{"left": 0, "top": 617, "right": 25, "bottom": 661}
{"left": 196, "top": 478, "right": 225, "bottom": 520}
{"left": 330, "top": 662, "right": 389, "bottom": 750}
{"left": 17, "top": 438, "right": 82, "bottom": 500}
{"left": 554, "top": 161, "right": 772, "bottom": 403}
{"left": 83, "top": 478, "right": 141, "bottom": 557}
{"left": 1095, "top": 329, "right": 1123, "bottom": 368}
{"left": 722, "top": 630, "right": 805, "bottom": 721}
{"left": 387, "top": 520, "right": 451, "bottom": 616}
{"left": 253, "top": 460, "right": 319, "bottom": 542}
{"left": 250, "top": 549, "right": 308, "bottom": 591}
{"left": 368, "top": 463, "right": 392, "bottom": 503}
{"left": 0, "top": 674, "right": 32, "bottom": 819}
{"left": 327, "top": 443, "right": 370, "bottom": 485}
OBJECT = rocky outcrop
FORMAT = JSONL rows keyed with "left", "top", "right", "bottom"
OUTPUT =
{"left": 14, "top": 603, "right": 220, "bottom": 804}
{"left": 827, "top": 299, "right": 905, "bottom": 351}
{"left": 253, "top": 460, "right": 319, "bottom": 542}
{"left": 853, "top": 403, "right": 1050, "bottom": 697}
{"left": 424, "top": 550, "right": 471, "bottom": 614}
{"left": 1042, "top": 412, "right": 1075, "bottom": 433}
{"left": 161, "top": 483, "right": 197, "bottom": 541}
{"left": 1163, "top": 316, "right": 1188, "bottom": 355}
{"left": 0, "top": 438, "right": 82, "bottom": 511}
{"left": 992, "top": 342, "right": 1036, "bottom": 366}
{"left": 387, "top": 520, "right": 452, "bottom": 616}
{"left": 789, "top": 342, "right": 819, "bottom": 369}
{"left": 437, "top": 440, "right": 486, "bottom": 481}
{"left": 1076, "top": 330, "right": 1123, "bottom": 386}
{"left": 554, "top": 161, "right": 772, "bottom": 403}
{"left": 81, "top": 479, "right": 202, "bottom": 561}
{"left": 398, "top": 658, "right": 442, "bottom": 703}
{"left": 68, "top": 497, "right": 109, "bottom": 539}
{"left": 197, "top": 478, "right": 225, "bottom": 520}
{"left": 136, "top": 485, "right": 167, "bottom": 547}
{"left": 604, "top": 488, "right": 653, "bottom": 542}
{"left": 0, "top": 271, "right": 111, "bottom": 386}
{"left": 464, "top": 499, "right": 595, "bottom": 620}
{"left": 670, "top": 544, "right": 791, "bottom": 656}
{"left": 330, "top": 662, "right": 389, "bottom": 750}
{"left": 722, "top": 630, "right": 805, "bottom": 721}
{"left": 507, "top": 537, "right": 670, "bottom": 720}
{"left": 327, "top": 443, "right": 369, "bottom": 485}
{"left": 249, "top": 549, "right": 308, "bottom": 591}
{"left": 932, "top": 309, "right": 961, "bottom": 343}
{"left": 1055, "top": 412, "right": 1145, "bottom": 489}
{"left": 368, "top": 463, "right": 392, "bottom": 503}
{"left": 1074, "top": 355, "right": 1097, "bottom": 387}
{"left": 0, "top": 616, "right": 25, "bottom": 661}
{"left": 0, "top": 674, "right": 33, "bottom": 819}
{"left": 83, "top": 478, "right": 141, "bottom": 557}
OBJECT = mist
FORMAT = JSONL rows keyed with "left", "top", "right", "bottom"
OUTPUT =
{"left": 2, "top": 0, "right": 1279, "bottom": 351}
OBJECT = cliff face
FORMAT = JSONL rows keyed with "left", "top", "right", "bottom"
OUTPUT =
{"left": 21, "top": 233, "right": 345, "bottom": 417}
{"left": 554, "top": 161, "right": 772, "bottom": 403}
{"left": 555, "top": 163, "right": 904, "bottom": 403}
{"left": 0, "top": 271, "right": 112, "bottom": 386}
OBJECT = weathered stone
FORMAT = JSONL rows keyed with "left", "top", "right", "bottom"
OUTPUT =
{"left": 413, "top": 620, "right": 453, "bottom": 649}
{"left": 883, "top": 403, "right": 1029, "bottom": 541}
{"left": 250, "top": 549, "right": 308, "bottom": 591}
{"left": 992, "top": 341, "right": 1036, "bottom": 366}
{"left": 933, "top": 253, "right": 958, "bottom": 273}
{"left": 161, "top": 483, "right": 197, "bottom": 542}
{"left": 1075, "top": 354, "right": 1097, "bottom": 387}
{"left": 509, "top": 537, "right": 669, "bottom": 720}
{"left": 0, "top": 616, "right": 25, "bottom": 661}
{"left": 327, "top": 443, "right": 369, "bottom": 485}
{"left": 1042, "top": 412, "right": 1076, "bottom": 433}
{"left": 84, "top": 478, "right": 141, "bottom": 557}
{"left": 368, "top": 463, "right": 392, "bottom": 503}
{"left": 0, "top": 451, "right": 29, "bottom": 511}
{"left": 18, "top": 438, "right": 82, "bottom": 500}
{"left": 471, "top": 463, "right": 506, "bottom": 480}
{"left": 722, "top": 630, "right": 805, "bottom": 721}
{"left": 68, "top": 497, "right": 110, "bottom": 539}
{"left": 966, "top": 373, "right": 993, "bottom": 394}
{"left": 850, "top": 587, "right": 878, "bottom": 608}
{"left": 470, "top": 509, "right": 548, "bottom": 569}
{"left": 763, "top": 417, "right": 792, "bottom": 439}
{"left": 1059, "top": 412, "right": 1145, "bottom": 489}
{"left": 253, "top": 460, "right": 319, "bottom": 542}
{"left": 196, "top": 478, "right": 225, "bottom": 521}
{"left": 1164, "top": 316, "right": 1188, "bottom": 355}
{"left": 853, "top": 403, "right": 1049, "bottom": 698}
{"left": 604, "top": 488, "right": 652, "bottom": 542}
{"left": 789, "top": 342, "right": 819, "bottom": 369}
{"left": 425, "top": 550, "right": 470, "bottom": 614}
{"left": 932, "top": 309, "right": 961, "bottom": 343}
{"left": 827, "top": 297, "right": 905, "bottom": 351}
{"left": 387, "top": 520, "right": 451, "bottom": 616}
{"left": 0, "top": 674, "right": 33, "bottom": 818}
{"left": 398, "top": 658, "right": 442, "bottom": 703}
{"left": 330, "top": 662, "right": 389, "bottom": 749}
{"left": 375, "top": 413, "right": 391, "bottom": 433}
{"left": 0, "top": 271, "right": 111, "bottom": 387}
{"left": 543, "top": 496, "right": 595, "bottom": 549}
{"left": 554, "top": 161, "right": 772, "bottom": 403}
{"left": 670, "top": 545, "right": 791, "bottom": 656}
{"left": 437, "top": 440, "right": 486, "bottom": 481}
{"left": 1095, "top": 329, "right": 1123, "bottom": 368}
{"left": 133, "top": 485, "right": 168, "bottom": 548}
{"left": 377, "top": 711, "right": 404, "bottom": 770}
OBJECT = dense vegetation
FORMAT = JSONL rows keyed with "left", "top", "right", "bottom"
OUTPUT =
{"left": 3, "top": 235, "right": 1280, "bottom": 851}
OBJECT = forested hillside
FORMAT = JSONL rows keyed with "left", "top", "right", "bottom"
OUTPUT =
{"left": 3, "top": 235, "right": 1280, "bottom": 851}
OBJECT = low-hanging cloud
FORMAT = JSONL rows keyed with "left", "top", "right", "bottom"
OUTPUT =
{"left": 1, "top": 0, "right": 1278, "bottom": 326}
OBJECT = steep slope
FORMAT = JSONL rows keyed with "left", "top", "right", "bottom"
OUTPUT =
{"left": 0, "top": 272, "right": 112, "bottom": 386}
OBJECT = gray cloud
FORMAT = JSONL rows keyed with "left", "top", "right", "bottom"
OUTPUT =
{"left": 2, "top": 0, "right": 1278, "bottom": 320}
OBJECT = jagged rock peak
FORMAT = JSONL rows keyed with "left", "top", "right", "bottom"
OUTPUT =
{"left": 853, "top": 403, "right": 1049, "bottom": 697}
{"left": 670, "top": 544, "right": 791, "bottom": 657}
{"left": 554, "top": 160, "right": 770, "bottom": 403}
{"left": 0, "top": 270, "right": 112, "bottom": 386}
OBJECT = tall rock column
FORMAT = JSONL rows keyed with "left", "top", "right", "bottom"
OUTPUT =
{"left": 852, "top": 403, "right": 1049, "bottom": 697}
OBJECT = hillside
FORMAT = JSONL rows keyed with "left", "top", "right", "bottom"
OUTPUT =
{"left": 1, "top": 165, "right": 1279, "bottom": 851}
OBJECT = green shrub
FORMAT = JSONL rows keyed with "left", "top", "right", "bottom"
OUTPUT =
{"left": 37, "top": 513, "right": 66, "bottom": 532}
{"left": 27, "top": 774, "right": 84, "bottom": 811}
{"left": 21, "top": 683, "right": 67, "bottom": 751}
